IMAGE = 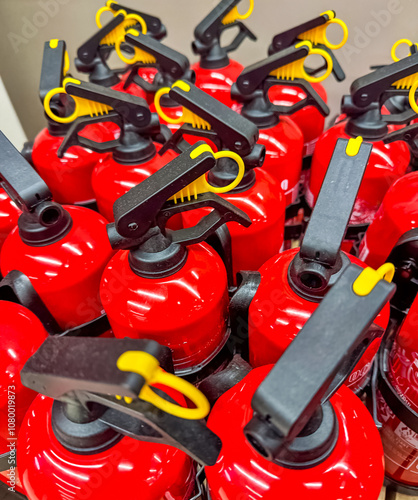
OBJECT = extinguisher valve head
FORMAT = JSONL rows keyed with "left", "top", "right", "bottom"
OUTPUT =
{"left": 268, "top": 11, "right": 348, "bottom": 82}
{"left": 192, "top": 0, "right": 256, "bottom": 69}
{"left": 0, "top": 131, "right": 73, "bottom": 246}
{"left": 246, "top": 263, "right": 396, "bottom": 466}
{"left": 289, "top": 137, "right": 372, "bottom": 300}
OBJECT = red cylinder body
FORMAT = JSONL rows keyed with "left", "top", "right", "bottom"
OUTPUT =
{"left": 0, "top": 206, "right": 114, "bottom": 331}
{"left": 120, "top": 66, "right": 159, "bottom": 104}
{"left": 307, "top": 121, "right": 411, "bottom": 225}
{"left": 248, "top": 248, "right": 390, "bottom": 393}
{"left": 191, "top": 59, "right": 243, "bottom": 108}
{"left": 182, "top": 170, "right": 286, "bottom": 279}
{"left": 0, "top": 189, "right": 20, "bottom": 252}
{"left": 268, "top": 82, "right": 327, "bottom": 157}
{"left": 253, "top": 117, "right": 304, "bottom": 207}
{"left": 0, "top": 302, "right": 48, "bottom": 494}
{"left": 206, "top": 365, "right": 385, "bottom": 500}
{"left": 359, "top": 171, "right": 418, "bottom": 268}
{"left": 377, "top": 296, "right": 418, "bottom": 487}
{"left": 100, "top": 243, "right": 229, "bottom": 374}
{"left": 32, "top": 125, "right": 115, "bottom": 205}
{"left": 92, "top": 145, "right": 177, "bottom": 222}
{"left": 18, "top": 395, "right": 195, "bottom": 500}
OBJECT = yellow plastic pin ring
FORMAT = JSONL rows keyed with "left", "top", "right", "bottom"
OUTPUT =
{"left": 96, "top": 5, "right": 113, "bottom": 28}
{"left": 43, "top": 86, "right": 78, "bottom": 124}
{"left": 236, "top": 0, "right": 254, "bottom": 20}
{"left": 115, "top": 35, "right": 138, "bottom": 64}
{"left": 207, "top": 151, "right": 246, "bottom": 194}
{"left": 391, "top": 39, "right": 414, "bottom": 62}
{"left": 409, "top": 79, "right": 418, "bottom": 114}
{"left": 140, "top": 371, "right": 210, "bottom": 420}
{"left": 324, "top": 18, "right": 349, "bottom": 50}
{"left": 126, "top": 13, "right": 147, "bottom": 35}
{"left": 303, "top": 47, "right": 333, "bottom": 83}
{"left": 154, "top": 87, "right": 184, "bottom": 124}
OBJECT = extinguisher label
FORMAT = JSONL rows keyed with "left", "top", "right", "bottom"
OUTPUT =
{"left": 394, "top": 423, "right": 418, "bottom": 449}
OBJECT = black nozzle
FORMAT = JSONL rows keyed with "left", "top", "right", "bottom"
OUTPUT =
{"left": 288, "top": 138, "right": 372, "bottom": 300}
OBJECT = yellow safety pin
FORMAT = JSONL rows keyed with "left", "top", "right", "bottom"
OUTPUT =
{"left": 270, "top": 41, "right": 333, "bottom": 84}
{"left": 115, "top": 28, "right": 156, "bottom": 65}
{"left": 43, "top": 77, "right": 113, "bottom": 124}
{"left": 391, "top": 39, "right": 418, "bottom": 62}
{"left": 297, "top": 11, "right": 348, "bottom": 51}
{"left": 117, "top": 351, "right": 210, "bottom": 420}
{"left": 222, "top": 0, "right": 254, "bottom": 25}
{"left": 353, "top": 263, "right": 395, "bottom": 296}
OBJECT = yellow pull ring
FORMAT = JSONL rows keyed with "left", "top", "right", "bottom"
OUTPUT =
{"left": 409, "top": 79, "right": 418, "bottom": 114}
{"left": 44, "top": 85, "right": 77, "bottom": 124}
{"left": 117, "top": 351, "right": 210, "bottom": 420}
{"left": 154, "top": 87, "right": 183, "bottom": 124}
{"left": 323, "top": 18, "right": 349, "bottom": 50}
{"left": 304, "top": 46, "right": 334, "bottom": 83}
{"left": 391, "top": 39, "right": 418, "bottom": 62}
{"left": 222, "top": 0, "right": 254, "bottom": 24}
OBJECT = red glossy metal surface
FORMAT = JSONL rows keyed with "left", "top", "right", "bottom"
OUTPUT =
{"left": 359, "top": 171, "right": 418, "bottom": 268}
{"left": 268, "top": 82, "right": 327, "bottom": 156}
{"left": 32, "top": 126, "right": 114, "bottom": 205}
{"left": 18, "top": 395, "right": 195, "bottom": 500}
{"left": 181, "top": 170, "right": 286, "bottom": 279}
{"left": 248, "top": 248, "right": 390, "bottom": 393}
{"left": 0, "top": 189, "right": 20, "bottom": 252}
{"left": 256, "top": 117, "right": 304, "bottom": 207}
{"left": 191, "top": 59, "right": 243, "bottom": 108}
{"left": 92, "top": 144, "right": 177, "bottom": 221}
{"left": 100, "top": 243, "right": 229, "bottom": 373}
{"left": 377, "top": 297, "right": 418, "bottom": 487}
{"left": 0, "top": 206, "right": 114, "bottom": 331}
{"left": 206, "top": 365, "right": 385, "bottom": 500}
{"left": 308, "top": 121, "right": 411, "bottom": 224}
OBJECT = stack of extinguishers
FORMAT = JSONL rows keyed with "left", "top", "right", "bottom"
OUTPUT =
{"left": 3, "top": 1, "right": 418, "bottom": 499}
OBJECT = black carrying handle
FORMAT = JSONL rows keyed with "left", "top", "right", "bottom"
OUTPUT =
{"left": 289, "top": 138, "right": 372, "bottom": 293}
{"left": 107, "top": 2, "right": 167, "bottom": 40}
{"left": 160, "top": 81, "right": 260, "bottom": 157}
{"left": 192, "top": 0, "right": 256, "bottom": 55}
{"left": 247, "top": 263, "right": 395, "bottom": 455}
{"left": 0, "top": 131, "right": 51, "bottom": 212}
{"left": 39, "top": 39, "right": 67, "bottom": 103}
{"left": 124, "top": 31, "right": 190, "bottom": 80}
{"left": 233, "top": 43, "right": 330, "bottom": 116}
{"left": 268, "top": 12, "right": 345, "bottom": 82}
{"left": 111, "top": 141, "right": 251, "bottom": 243}
{"left": 350, "top": 52, "right": 418, "bottom": 108}
{"left": 20, "top": 336, "right": 221, "bottom": 466}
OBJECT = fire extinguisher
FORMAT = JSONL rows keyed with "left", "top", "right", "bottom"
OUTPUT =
{"left": 31, "top": 39, "right": 117, "bottom": 208}
{"left": 191, "top": 0, "right": 257, "bottom": 108}
{"left": 308, "top": 53, "right": 418, "bottom": 252}
{"left": 206, "top": 262, "right": 395, "bottom": 500}
{"left": 0, "top": 132, "right": 114, "bottom": 333}
{"left": 231, "top": 42, "right": 330, "bottom": 211}
{"left": 75, "top": 2, "right": 161, "bottom": 98}
{"left": 155, "top": 79, "right": 285, "bottom": 281}
{"left": 115, "top": 29, "right": 195, "bottom": 122}
{"left": 17, "top": 335, "right": 221, "bottom": 499}
{"left": 101, "top": 142, "right": 251, "bottom": 376}
{"left": 359, "top": 124, "right": 418, "bottom": 269}
{"left": 54, "top": 77, "right": 176, "bottom": 223}
{"left": 267, "top": 11, "right": 348, "bottom": 159}
{"left": 233, "top": 138, "right": 392, "bottom": 394}
{"left": 0, "top": 188, "right": 20, "bottom": 255}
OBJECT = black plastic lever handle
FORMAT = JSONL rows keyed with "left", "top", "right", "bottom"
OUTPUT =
{"left": 194, "top": 0, "right": 241, "bottom": 44}
{"left": 39, "top": 40, "right": 67, "bottom": 103}
{"left": 299, "top": 138, "right": 372, "bottom": 268}
{"left": 0, "top": 132, "right": 51, "bottom": 212}
{"left": 250, "top": 263, "right": 395, "bottom": 444}
{"left": 107, "top": 2, "right": 166, "bottom": 40}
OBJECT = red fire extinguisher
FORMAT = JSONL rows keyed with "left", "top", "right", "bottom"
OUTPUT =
{"left": 101, "top": 142, "right": 251, "bottom": 375}
{"left": 308, "top": 54, "right": 418, "bottom": 252}
{"left": 155, "top": 79, "right": 285, "bottom": 281}
{"left": 0, "top": 132, "right": 114, "bottom": 333}
{"left": 206, "top": 262, "right": 395, "bottom": 500}
{"left": 31, "top": 39, "right": 117, "bottom": 208}
{"left": 0, "top": 189, "right": 20, "bottom": 254}
{"left": 267, "top": 11, "right": 348, "bottom": 159}
{"left": 236, "top": 138, "right": 392, "bottom": 394}
{"left": 191, "top": 0, "right": 257, "bottom": 108}
{"left": 115, "top": 29, "right": 195, "bottom": 123}
{"left": 359, "top": 125, "right": 418, "bottom": 268}
{"left": 75, "top": 3, "right": 160, "bottom": 99}
{"left": 17, "top": 335, "right": 220, "bottom": 499}
{"left": 54, "top": 77, "right": 176, "bottom": 223}
{"left": 231, "top": 42, "right": 330, "bottom": 210}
